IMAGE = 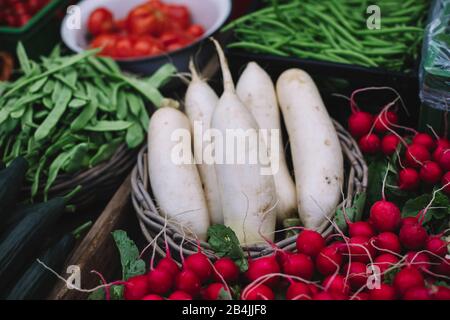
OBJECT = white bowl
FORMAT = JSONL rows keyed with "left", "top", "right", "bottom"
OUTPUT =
{"left": 61, "top": 0, "right": 231, "bottom": 75}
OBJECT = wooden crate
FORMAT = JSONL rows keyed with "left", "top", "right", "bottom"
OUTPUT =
{"left": 47, "top": 174, "right": 140, "bottom": 300}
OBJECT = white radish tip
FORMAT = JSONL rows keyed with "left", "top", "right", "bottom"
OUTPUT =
{"left": 210, "top": 37, "right": 235, "bottom": 93}
{"left": 189, "top": 58, "right": 200, "bottom": 82}
{"left": 160, "top": 98, "right": 180, "bottom": 109}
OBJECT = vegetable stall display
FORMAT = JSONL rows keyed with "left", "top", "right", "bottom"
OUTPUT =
{"left": 88, "top": 0, "right": 206, "bottom": 59}
{"left": 0, "top": 44, "right": 175, "bottom": 204}
{"left": 224, "top": 0, "right": 428, "bottom": 71}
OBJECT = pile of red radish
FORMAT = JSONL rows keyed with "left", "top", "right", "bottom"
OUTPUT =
{"left": 346, "top": 88, "right": 450, "bottom": 195}
{"left": 121, "top": 213, "right": 449, "bottom": 300}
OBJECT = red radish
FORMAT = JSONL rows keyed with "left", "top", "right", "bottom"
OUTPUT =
{"left": 433, "top": 146, "right": 446, "bottom": 162}
{"left": 348, "top": 111, "right": 373, "bottom": 138}
{"left": 175, "top": 269, "right": 201, "bottom": 296}
{"left": 322, "top": 274, "right": 350, "bottom": 295}
{"left": 203, "top": 283, "right": 229, "bottom": 300}
{"left": 374, "top": 111, "right": 398, "bottom": 133}
{"left": 124, "top": 275, "right": 150, "bottom": 300}
{"left": 281, "top": 253, "right": 314, "bottom": 280}
{"left": 168, "top": 291, "right": 192, "bottom": 300}
{"left": 442, "top": 172, "right": 450, "bottom": 195}
{"left": 381, "top": 134, "right": 400, "bottom": 156}
{"left": 316, "top": 246, "right": 343, "bottom": 276}
{"left": 433, "top": 286, "right": 450, "bottom": 300}
{"left": 312, "top": 291, "right": 335, "bottom": 300}
{"left": 398, "top": 168, "right": 420, "bottom": 191}
{"left": 373, "top": 232, "right": 401, "bottom": 254}
{"left": 419, "top": 161, "right": 443, "bottom": 185}
{"left": 348, "top": 221, "right": 375, "bottom": 238}
{"left": 344, "top": 262, "right": 368, "bottom": 290}
{"left": 405, "top": 252, "right": 431, "bottom": 272}
{"left": 213, "top": 257, "right": 239, "bottom": 283}
{"left": 374, "top": 253, "right": 400, "bottom": 275}
{"left": 352, "top": 292, "right": 370, "bottom": 300}
{"left": 413, "top": 133, "right": 436, "bottom": 151}
{"left": 147, "top": 269, "right": 173, "bottom": 295}
{"left": 330, "top": 292, "right": 348, "bottom": 300}
{"left": 296, "top": 229, "right": 325, "bottom": 257}
{"left": 369, "top": 200, "right": 401, "bottom": 232}
{"left": 426, "top": 236, "right": 448, "bottom": 258}
{"left": 404, "top": 144, "right": 431, "bottom": 168}
{"left": 437, "top": 138, "right": 450, "bottom": 149}
{"left": 245, "top": 256, "right": 280, "bottom": 287}
{"left": 403, "top": 287, "right": 431, "bottom": 300}
{"left": 439, "top": 150, "right": 450, "bottom": 171}
{"left": 432, "top": 258, "right": 450, "bottom": 277}
{"left": 308, "top": 284, "right": 320, "bottom": 295}
{"left": 286, "top": 282, "right": 312, "bottom": 300}
{"left": 369, "top": 283, "right": 397, "bottom": 300}
{"left": 359, "top": 134, "right": 381, "bottom": 154}
{"left": 156, "top": 256, "right": 180, "bottom": 277}
{"left": 242, "top": 284, "right": 274, "bottom": 300}
{"left": 399, "top": 223, "right": 428, "bottom": 250}
{"left": 142, "top": 294, "right": 164, "bottom": 300}
{"left": 343, "top": 236, "right": 376, "bottom": 263}
{"left": 433, "top": 147, "right": 448, "bottom": 163}
{"left": 401, "top": 216, "right": 419, "bottom": 226}
{"left": 393, "top": 267, "right": 424, "bottom": 295}
{"left": 183, "top": 252, "right": 213, "bottom": 283}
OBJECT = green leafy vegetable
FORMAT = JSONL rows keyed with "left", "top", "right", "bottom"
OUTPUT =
{"left": 112, "top": 230, "right": 146, "bottom": 281}
{"left": 207, "top": 225, "right": 248, "bottom": 272}
{"left": 335, "top": 192, "right": 367, "bottom": 231}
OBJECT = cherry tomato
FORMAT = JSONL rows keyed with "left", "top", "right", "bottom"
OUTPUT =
{"left": 133, "top": 36, "right": 164, "bottom": 57}
{"left": 90, "top": 34, "right": 117, "bottom": 56}
{"left": 187, "top": 24, "right": 205, "bottom": 38}
{"left": 88, "top": 8, "right": 115, "bottom": 36}
{"left": 164, "top": 4, "right": 190, "bottom": 30}
{"left": 113, "top": 36, "right": 134, "bottom": 58}
{"left": 126, "top": 3, "right": 167, "bottom": 36}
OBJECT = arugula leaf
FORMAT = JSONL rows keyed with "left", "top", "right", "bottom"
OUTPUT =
{"left": 112, "top": 230, "right": 146, "bottom": 281}
{"left": 335, "top": 192, "right": 367, "bottom": 232}
{"left": 207, "top": 225, "right": 248, "bottom": 272}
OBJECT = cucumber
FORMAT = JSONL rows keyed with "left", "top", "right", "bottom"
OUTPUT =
{"left": 0, "top": 197, "right": 66, "bottom": 293}
{"left": 0, "top": 157, "right": 28, "bottom": 218}
{"left": 5, "top": 233, "right": 75, "bottom": 300}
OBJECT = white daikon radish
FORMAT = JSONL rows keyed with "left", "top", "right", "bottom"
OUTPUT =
{"left": 210, "top": 38, "right": 277, "bottom": 245}
{"left": 148, "top": 105, "right": 210, "bottom": 240}
{"left": 185, "top": 60, "right": 223, "bottom": 224}
{"left": 276, "top": 69, "right": 344, "bottom": 230}
{"left": 236, "top": 62, "right": 297, "bottom": 222}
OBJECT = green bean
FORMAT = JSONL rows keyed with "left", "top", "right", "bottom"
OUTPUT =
{"left": 357, "top": 26, "right": 424, "bottom": 35}
{"left": 84, "top": 120, "right": 133, "bottom": 132}
{"left": 29, "top": 77, "right": 48, "bottom": 93}
{"left": 117, "top": 90, "right": 128, "bottom": 120}
{"left": 62, "top": 143, "right": 89, "bottom": 173}
{"left": 69, "top": 99, "right": 88, "bottom": 109}
{"left": 44, "top": 151, "right": 71, "bottom": 197}
{"left": 89, "top": 139, "right": 121, "bottom": 167}
{"left": 3, "top": 50, "right": 95, "bottom": 98}
{"left": 126, "top": 122, "right": 144, "bottom": 148}
{"left": 326, "top": 49, "right": 378, "bottom": 67}
{"left": 227, "top": 42, "right": 289, "bottom": 56}
{"left": 35, "top": 86, "right": 72, "bottom": 141}
{"left": 70, "top": 85, "right": 98, "bottom": 131}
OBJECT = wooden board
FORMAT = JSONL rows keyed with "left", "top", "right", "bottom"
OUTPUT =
{"left": 48, "top": 174, "right": 133, "bottom": 300}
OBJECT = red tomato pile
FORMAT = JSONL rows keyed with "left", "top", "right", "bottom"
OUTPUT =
{"left": 88, "top": 0, "right": 205, "bottom": 59}
{"left": 0, "top": 0, "right": 50, "bottom": 28}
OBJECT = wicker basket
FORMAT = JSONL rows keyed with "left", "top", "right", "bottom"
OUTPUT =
{"left": 131, "top": 120, "right": 368, "bottom": 260}
{"left": 23, "top": 144, "right": 138, "bottom": 209}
